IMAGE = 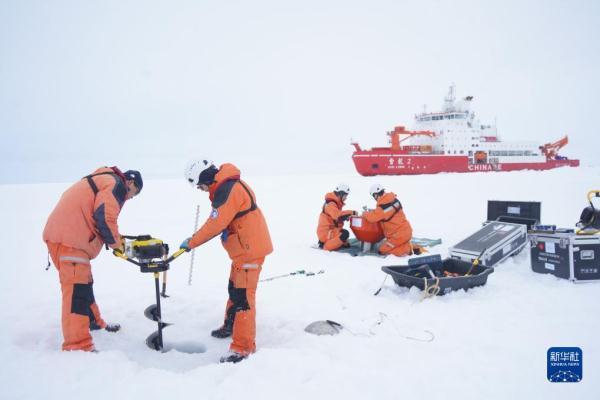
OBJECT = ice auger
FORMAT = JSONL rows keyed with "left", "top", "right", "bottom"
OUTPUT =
{"left": 113, "top": 235, "right": 189, "bottom": 351}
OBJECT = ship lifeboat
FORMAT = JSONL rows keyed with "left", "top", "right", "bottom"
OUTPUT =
{"left": 474, "top": 151, "right": 488, "bottom": 164}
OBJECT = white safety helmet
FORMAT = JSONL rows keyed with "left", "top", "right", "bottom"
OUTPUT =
{"left": 334, "top": 183, "right": 351, "bottom": 195}
{"left": 369, "top": 183, "right": 385, "bottom": 197}
{"left": 184, "top": 158, "right": 214, "bottom": 187}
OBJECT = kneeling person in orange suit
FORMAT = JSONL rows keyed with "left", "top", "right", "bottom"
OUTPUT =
{"left": 317, "top": 183, "right": 357, "bottom": 251}
{"left": 363, "top": 183, "right": 421, "bottom": 257}
{"left": 181, "top": 158, "right": 273, "bottom": 364}
{"left": 43, "top": 167, "right": 143, "bottom": 351}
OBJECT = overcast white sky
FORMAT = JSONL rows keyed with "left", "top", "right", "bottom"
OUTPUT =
{"left": 1, "top": 0, "right": 599, "bottom": 184}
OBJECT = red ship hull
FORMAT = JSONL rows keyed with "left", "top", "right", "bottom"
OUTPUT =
{"left": 352, "top": 151, "right": 580, "bottom": 176}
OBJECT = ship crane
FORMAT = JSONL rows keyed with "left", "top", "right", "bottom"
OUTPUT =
{"left": 387, "top": 126, "right": 436, "bottom": 151}
{"left": 540, "top": 135, "right": 569, "bottom": 159}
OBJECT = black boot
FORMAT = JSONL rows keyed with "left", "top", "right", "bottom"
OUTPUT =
{"left": 211, "top": 325, "right": 233, "bottom": 339}
{"left": 219, "top": 351, "right": 247, "bottom": 363}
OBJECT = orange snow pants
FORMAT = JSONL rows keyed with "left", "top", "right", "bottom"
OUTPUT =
{"left": 321, "top": 228, "right": 349, "bottom": 251}
{"left": 47, "top": 243, "right": 106, "bottom": 351}
{"left": 378, "top": 235, "right": 413, "bottom": 257}
{"left": 221, "top": 258, "right": 264, "bottom": 355}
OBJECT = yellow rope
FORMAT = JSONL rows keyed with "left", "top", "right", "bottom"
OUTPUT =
{"left": 422, "top": 277, "right": 440, "bottom": 300}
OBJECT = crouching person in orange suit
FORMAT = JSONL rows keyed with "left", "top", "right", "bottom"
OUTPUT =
{"left": 43, "top": 167, "right": 143, "bottom": 351}
{"left": 316, "top": 183, "right": 357, "bottom": 251}
{"left": 363, "top": 183, "right": 422, "bottom": 257}
{"left": 181, "top": 158, "right": 273, "bottom": 364}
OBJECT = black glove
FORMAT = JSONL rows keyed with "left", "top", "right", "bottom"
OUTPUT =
{"left": 90, "top": 322, "right": 120, "bottom": 332}
{"left": 105, "top": 323, "right": 121, "bottom": 333}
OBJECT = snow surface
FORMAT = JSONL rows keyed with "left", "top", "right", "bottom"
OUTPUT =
{"left": 1, "top": 167, "right": 599, "bottom": 399}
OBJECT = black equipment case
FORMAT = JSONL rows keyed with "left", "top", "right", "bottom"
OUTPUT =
{"left": 529, "top": 231, "right": 600, "bottom": 282}
{"left": 448, "top": 201, "right": 539, "bottom": 267}
{"left": 449, "top": 221, "right": 527, "bottom": 267}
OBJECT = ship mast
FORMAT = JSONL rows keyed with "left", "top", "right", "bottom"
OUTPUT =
{"left": 443, "top": 84, "right": 456, "bottom": 112}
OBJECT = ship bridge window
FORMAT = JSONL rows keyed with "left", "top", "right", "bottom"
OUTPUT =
{"left": 507, "top": 151, "right": 525, "bottom": 156}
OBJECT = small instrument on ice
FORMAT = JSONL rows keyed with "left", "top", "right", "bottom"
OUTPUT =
{"left": 113, "top": 235, "right": 189, "bottom": 351}
{"left": 304, "top": 316, "right": 435, "bottom": 342}
{"left": 305, "top": 320, "right": 343, "bottom": 336}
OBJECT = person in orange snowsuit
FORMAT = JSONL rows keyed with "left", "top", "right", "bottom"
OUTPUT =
{"left": 363, "top": 183, "right": 420, "bottom": 256}
{"left": 43, "top": 167, "right": 143, "bottom": 351}
{"left": 181, "top": 159, "right": 273, "bottom": 364}
{"left": 317, "top": 183, "right": 357, "bottom": 251}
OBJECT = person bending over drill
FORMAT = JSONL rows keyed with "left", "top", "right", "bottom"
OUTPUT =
{"left": 43, "top": 167, "right": 143, "bottom": 351}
